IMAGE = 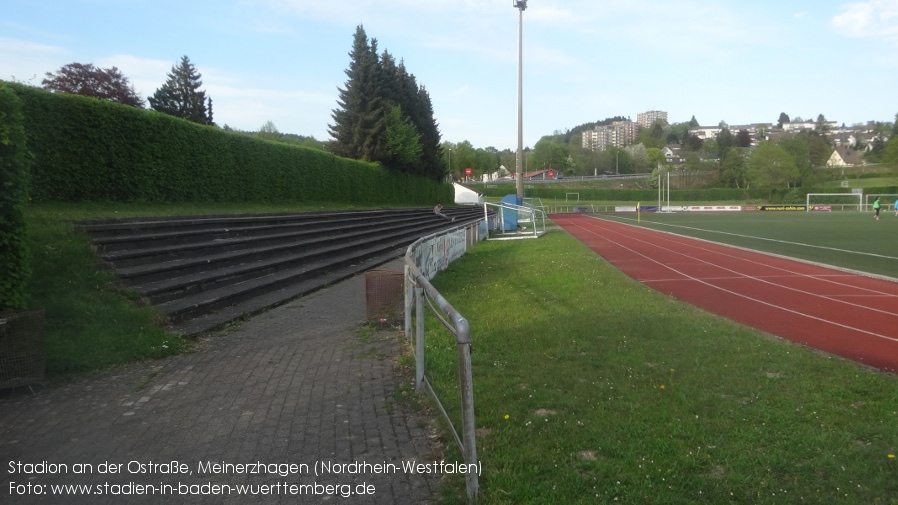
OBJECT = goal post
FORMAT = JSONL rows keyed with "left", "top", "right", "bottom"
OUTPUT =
{"left": 865, "top": 193, "right": 898, "bottom": 212}
{"left": 806, "top": 193, "right": 863, "bottom": 212}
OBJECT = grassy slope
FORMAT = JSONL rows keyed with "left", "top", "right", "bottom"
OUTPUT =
{"left": 426, "top": 232, "right": 898, "bottom": 504}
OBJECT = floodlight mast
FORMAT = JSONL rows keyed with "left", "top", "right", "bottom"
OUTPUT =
{"left": 513, "top": 1, "right": 527, "bottom": 201}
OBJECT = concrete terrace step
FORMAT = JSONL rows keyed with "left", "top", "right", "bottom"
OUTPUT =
{"left": 131, "top": 216, "right": 469, "bottom": 303}
{"left": 89, "top": 211, "right": 434, "bottom": 254}
{"left": 80, "top": 207, "right": 484, "bottom": 336}
{"left": 158, "top": 239, "right": 404, "bottom": 324}
{"left": 103, "top": 213, "right": 440, "bottom": 271}
{"left": 79, "top": 209, "right": 407, "bottom": 238}
{"left": 167, "top": 248, "right": 403, "bottom": 336}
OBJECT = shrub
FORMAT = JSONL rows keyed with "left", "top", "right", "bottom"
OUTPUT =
{"left": 0, "top": 84, "right": 32, "bottom": 310}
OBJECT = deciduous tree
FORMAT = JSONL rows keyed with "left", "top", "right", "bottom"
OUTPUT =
{"left": 747, "top": 141, "right": 799, "bottom": 191}
{"left": 684, "top": 133, "right": 703, "bottom": 151}
{"left": 883, "top": 137, "right": 898, "bottom": 168}
{"left": 257, "top": 120, "right": 280, "bottom": 141}
{"left": 646, "top": 147, "right": 665, "bottom": 170}
{"left": 719, "top": 148, "right": 747, "bottom": 188}
{"left": 42, "top": 63, "right": 144, "bottom": 107}
{"left": 383, "top": 102, "right": 422, "bottom": 168}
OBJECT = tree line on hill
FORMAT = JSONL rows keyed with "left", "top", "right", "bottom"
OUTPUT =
{"left": 36, "top": 26, "right": 446, "bottom": 181}
{"left": 446, "top": 113, "right": 898, "bottom": 192}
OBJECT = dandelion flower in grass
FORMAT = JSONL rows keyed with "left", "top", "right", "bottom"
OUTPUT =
{"left": 660, "top": 385, "right": 666, "bottom": 390}
{"left": 889, "top": 454, "right": 895, "bottom": 459}
{"left": 504, "top": 414, "right": 510, "bottom": 420}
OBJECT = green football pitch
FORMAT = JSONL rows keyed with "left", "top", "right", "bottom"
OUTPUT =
{"left": 594, "top": 210, "right": 898, "bottom": 279}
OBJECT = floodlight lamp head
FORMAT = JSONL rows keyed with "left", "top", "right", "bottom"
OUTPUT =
{"left": 513, "top": 0, "right": 527, "bottom": 11}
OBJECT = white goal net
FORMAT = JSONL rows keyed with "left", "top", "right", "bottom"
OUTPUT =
{"left": 805, "top": 193, "right": 863, "bottom": 212}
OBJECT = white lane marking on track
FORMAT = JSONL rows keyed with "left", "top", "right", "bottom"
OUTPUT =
{"left": 576, "top": 214, "right": 898, "bottom": 301}
{"left": 624, "top": 224, "right": 898, "bottom": 304}
{"left": 555, "top": 217, "right": 898, "bottom": 343}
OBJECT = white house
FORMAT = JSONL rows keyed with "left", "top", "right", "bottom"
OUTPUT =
{"left": 826, "top": 147, "right": 863, "bottom": 167}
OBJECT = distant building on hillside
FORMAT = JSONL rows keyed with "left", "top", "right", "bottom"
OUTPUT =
{"left": 662, "top": 145, "right": 684, "bottom": 164}
{"left": 637, "top": 110, "right": 668, "bottom": 128}
{"left": 687, "top": 123, "right": 772, "bottom": 146}
{"left": 782, "top": 120, "right": 838, "bottom": 133}
{"left": 582, "top": 120, "right": 638, "bottom": 151}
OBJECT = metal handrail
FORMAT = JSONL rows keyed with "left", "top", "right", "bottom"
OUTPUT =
{"left": 403, "top": 221, "right": 483, "bottom": 502}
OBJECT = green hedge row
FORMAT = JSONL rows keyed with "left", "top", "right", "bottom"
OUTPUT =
{"left": 5, "top": 82, "right": 451, "bottom": 205}
{"left": 0, "top": 84, "right": 32, "bottom": 310}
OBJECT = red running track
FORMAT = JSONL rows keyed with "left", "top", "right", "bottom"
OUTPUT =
{"left": 551, "top": 213, "right": 898, "bottom": 373}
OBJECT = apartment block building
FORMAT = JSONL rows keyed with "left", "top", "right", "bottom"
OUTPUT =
{"left": 637, "top": 110, "right": 668, "bottom": 128}
{"left": 582, "top": 120, "right": 639, "bottom": 151}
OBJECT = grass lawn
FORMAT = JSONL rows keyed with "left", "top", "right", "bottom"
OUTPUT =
{"left": 423, "top": 230, "right": 898, "bottom": 504}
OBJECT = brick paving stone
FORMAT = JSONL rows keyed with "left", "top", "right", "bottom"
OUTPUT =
{"left": 1, "top": 263, "right": 443, "bottom": 504}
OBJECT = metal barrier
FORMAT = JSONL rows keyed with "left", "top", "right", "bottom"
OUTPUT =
{"left": 403, "top": 219, "right": 486, "bottom": 502}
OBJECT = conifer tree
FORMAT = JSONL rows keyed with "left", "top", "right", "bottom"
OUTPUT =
{"left": 329, "top": 26, "right": 444, "bottom": 179}
{"left": 329, "top": 26, "right": 384, "bottom": 161}
{"left": 149, "top": 55, "right": 213, "bottom": 125}
{"left": 412, "top": 84, "right": 444, "bottom": 180}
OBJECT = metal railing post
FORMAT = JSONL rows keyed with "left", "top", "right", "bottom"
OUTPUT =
{"left": 456, "top": 318, "right": 479, "bottom": 501}
{"left": 404, "top": 265, "right": 413, "bottom": 341}
{"left": 415, "top": 285, "right": 425, "bottom": 391}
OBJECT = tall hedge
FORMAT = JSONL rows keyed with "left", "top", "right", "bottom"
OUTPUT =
{"left": 0, "top": 84, "right": 32, "bottom": 310}
{"left": 4, "top": 82, "right": 451, "bottom": 205}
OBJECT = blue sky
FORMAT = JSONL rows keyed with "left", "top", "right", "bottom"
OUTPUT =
{"left": 2, "top": 0, "right": 896, "bottom": 150}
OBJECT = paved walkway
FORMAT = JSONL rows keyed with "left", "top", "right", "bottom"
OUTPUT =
{"left": 1, "top": 263, "right": 442, "bottom": 504}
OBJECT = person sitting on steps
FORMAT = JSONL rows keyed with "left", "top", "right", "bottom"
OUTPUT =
{"left": 433, "top": 203, "right": 454, "bottom": 222}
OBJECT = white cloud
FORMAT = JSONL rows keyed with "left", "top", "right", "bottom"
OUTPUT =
{"left": 833, "top": 0, "right": 898, "bottom": 42}
{"left": 0, "top": 37, "right": 67, "bottom": 84}
{"left": 99, "top": 53, "right": 335, "bottom": 135}
{"left": 95, "top": 54, "right": 173, "bottom": 99}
